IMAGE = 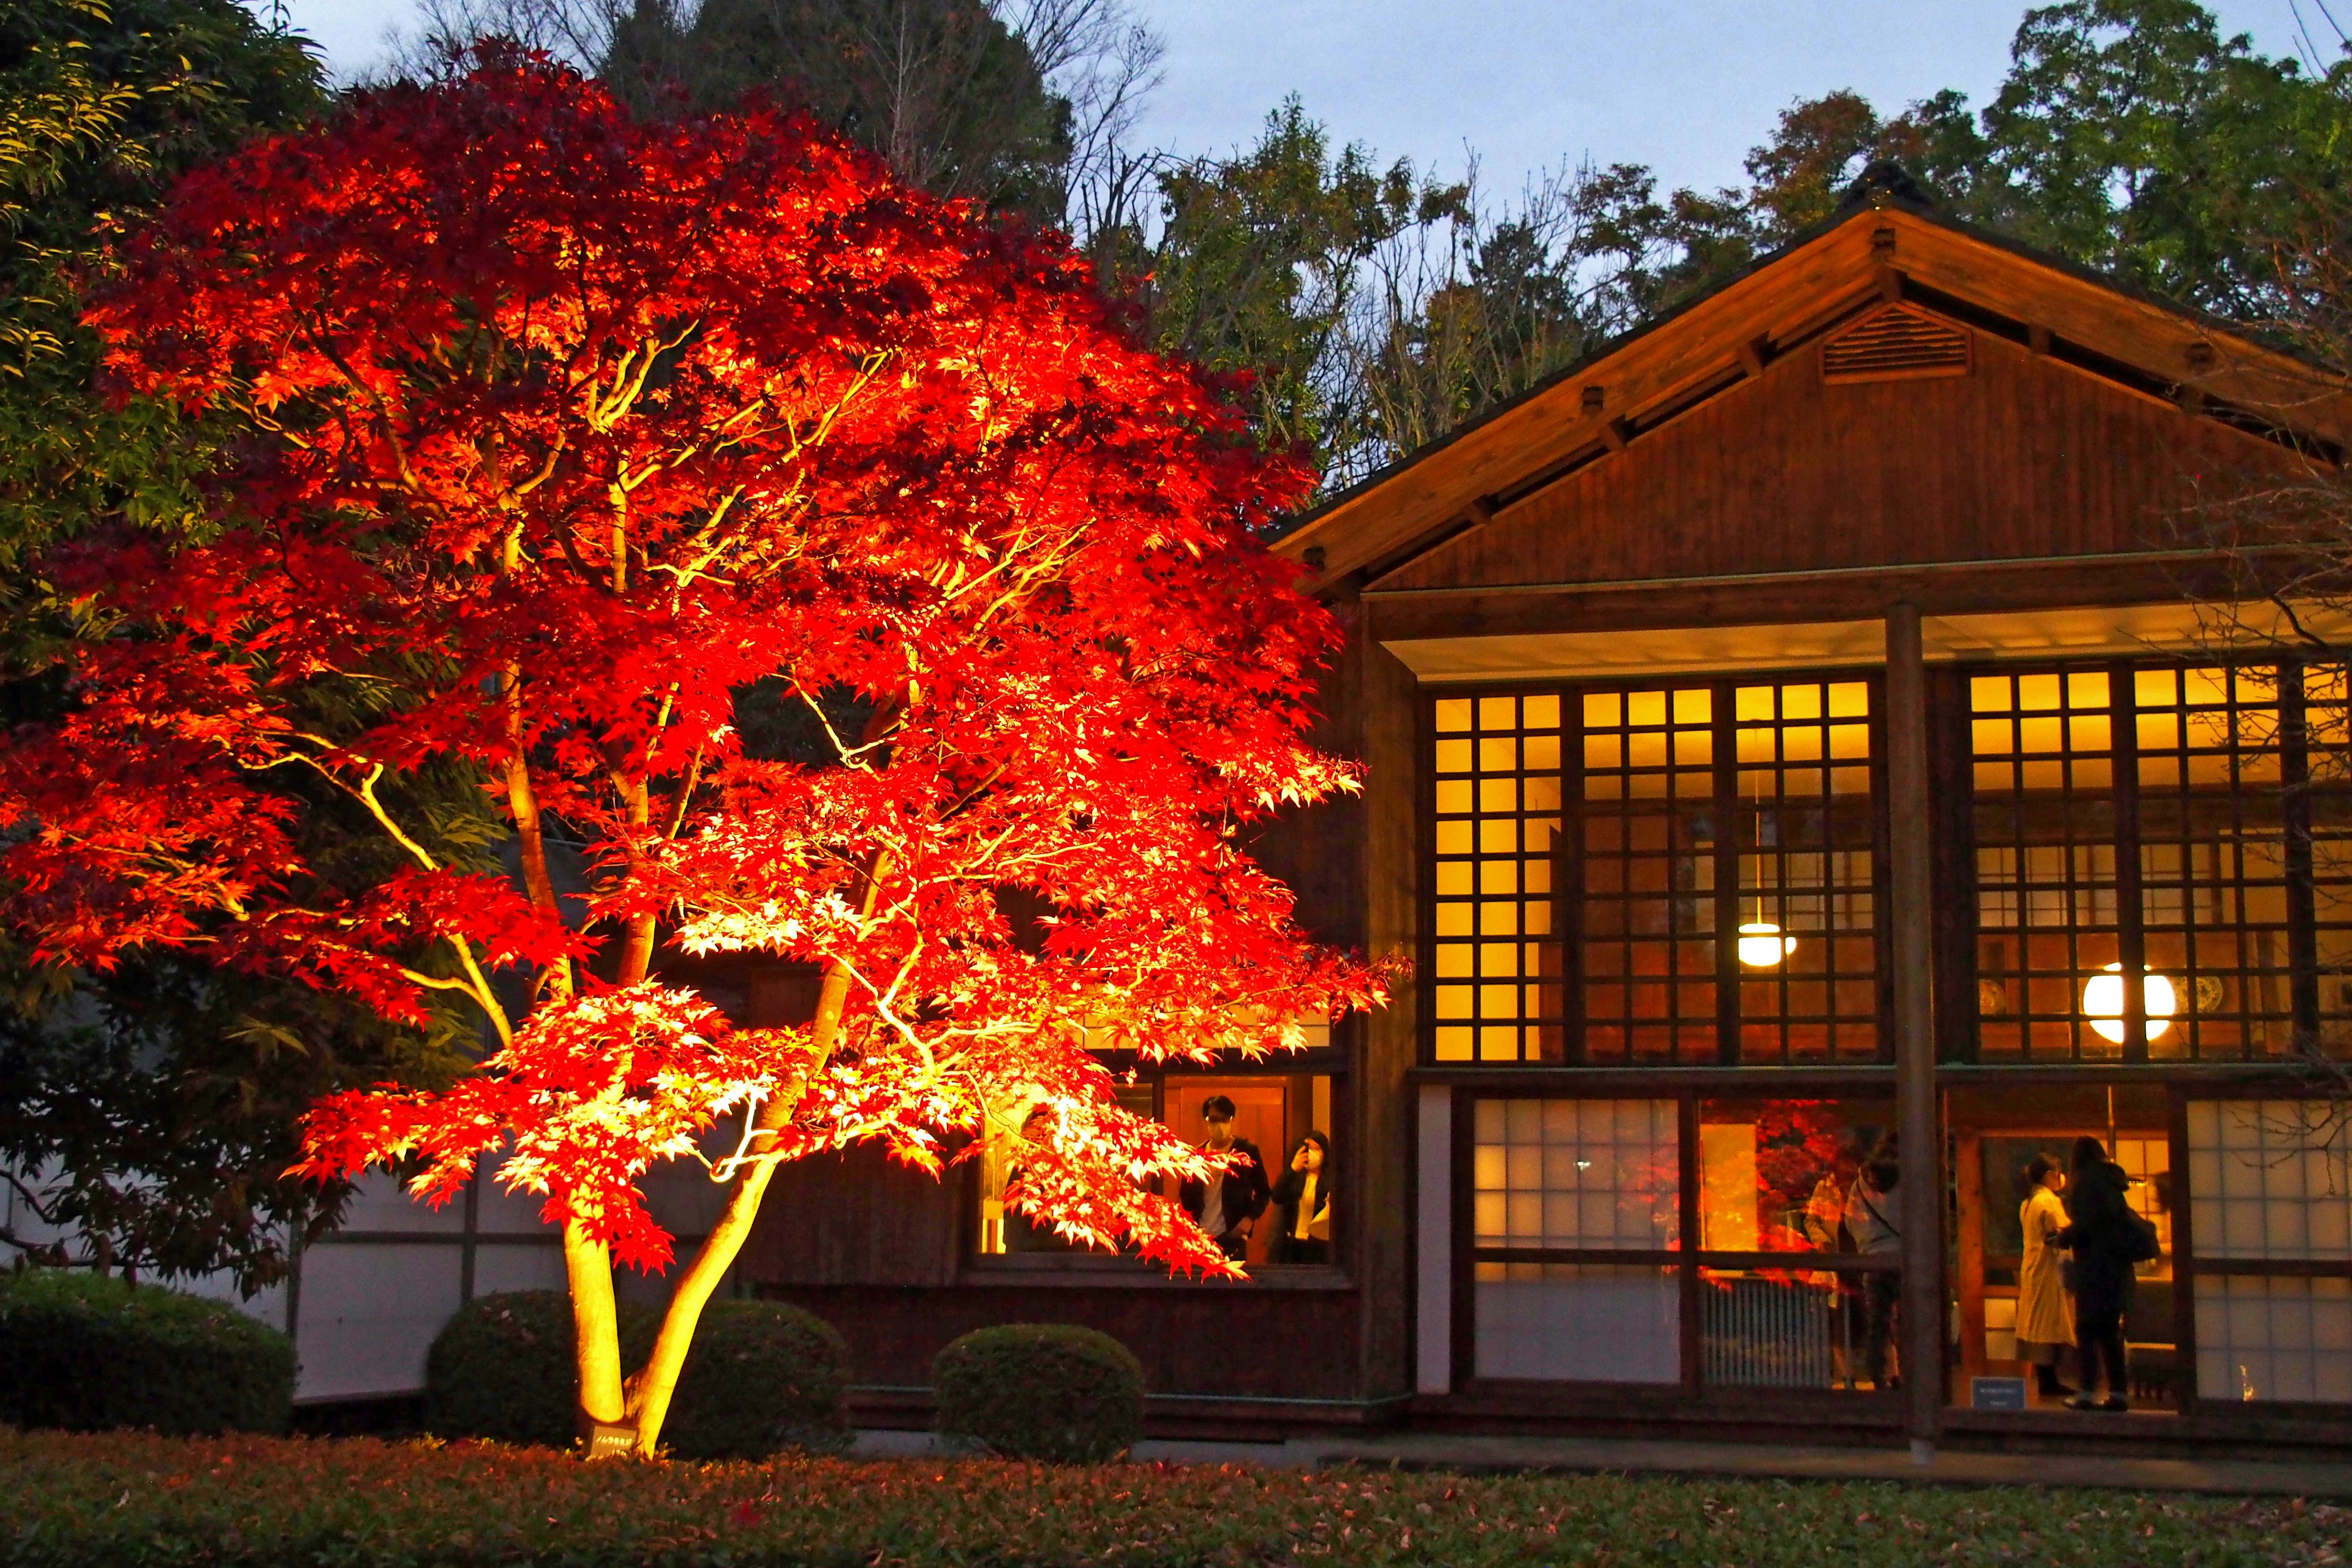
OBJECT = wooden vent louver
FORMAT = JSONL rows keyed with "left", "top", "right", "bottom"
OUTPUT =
{"left": 1820, "top": 304, "right": 1970, "bottom": 383}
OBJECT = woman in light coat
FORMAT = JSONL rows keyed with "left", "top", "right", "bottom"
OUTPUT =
{"left": 2016, "top": 1153, "right": 2074, "bottom": 1400}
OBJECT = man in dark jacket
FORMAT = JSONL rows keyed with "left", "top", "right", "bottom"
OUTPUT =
{"left": 1178, "top": 1095, "right": 1270, "bottom": 1261}
{"left": 2056, "top": 1135, "right": 2139, "bottom": 1411}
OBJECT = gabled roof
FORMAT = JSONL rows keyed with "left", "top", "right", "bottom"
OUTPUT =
{"left": 1272, "top": 164, "right": 2350, "bottom": 590}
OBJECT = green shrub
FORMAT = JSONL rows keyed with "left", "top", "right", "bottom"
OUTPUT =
{"left": 932, "top": 1323, "right": 1144, "bottom": 1463}
{"left": 0, "top": 1426, "right": 2340, "bottom": 1567}
{"left": 662, "top": 1300, "right": 851, "bottom": 1460}
{"left": 424, "top": 1290, "right": 657, "bottom": 1449}
{"left": 0, "top": 1269, "right": 293, "bottom": 1435}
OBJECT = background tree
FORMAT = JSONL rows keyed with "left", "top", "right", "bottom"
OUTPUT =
{"left": 607, "top": 0, "right": 1072, "bottom": 222}
{"left": 0, "top": 0, "right": 480, "bottom": 1294}
{"left": 385, "top": 0, "right": 1159, "bottom": 229}
{"left": 1340, "top": 158, "right": 1679, "bottom": 485}
{"left": 1667, "top": 1, "right": 2352, "bottom": 318}
{"left": 0, "top": 0, "right": 316, "bottom": 573}
{"left": 1314, "top": 0, "right": 2352, "bottom": 491}
{"left": 1100, "top": 99, "right": 1467, "bottom": 490}
{"left": 5, "top": 53, "right": 1385, "bottom": 1455}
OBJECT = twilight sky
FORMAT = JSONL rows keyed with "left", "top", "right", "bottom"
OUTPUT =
{"left": 268, "top": 0, "right": 2325, "bottom": 200}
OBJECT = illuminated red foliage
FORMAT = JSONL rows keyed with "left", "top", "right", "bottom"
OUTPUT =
{"left": 1, "top": 51, "right": 1390, "bottom": 1280}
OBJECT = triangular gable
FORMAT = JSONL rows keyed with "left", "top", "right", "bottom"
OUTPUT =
{"left": 1275, "top": 192, "right": 2350, "bottom": 589}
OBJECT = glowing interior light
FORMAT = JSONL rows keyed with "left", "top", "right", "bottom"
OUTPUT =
{"left": 1736, "top": 921, "right": 1798, "bottom": 968}
{"left": 2081, "top": 962, "right": 2177, "bottom": 1043}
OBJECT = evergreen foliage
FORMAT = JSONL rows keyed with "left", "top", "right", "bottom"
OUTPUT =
{"left": 932, "top": 1322, "right": 1144, "bottom": 1462}
{"left": 605, "top": 0, "right": 1072, "bottom": 223}
{"left": 663, "top": 1300, "right": 852, "bottom": 1460}
{"left": 1106, "top": 0, "right": 2352, "bottom": 492}
{"left": 424, "top": 1290, "right": 660, "bottom": 1449}
{"left": 0, "top": 1269, "right": 293, "bottom": 1434}
{"left": 0, "top": 0, "right": 483, "bottom": 1296}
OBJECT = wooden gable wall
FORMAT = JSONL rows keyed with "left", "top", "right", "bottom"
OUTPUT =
{"left": 1378, "top": 317, "right": 2315, "bottom": 596}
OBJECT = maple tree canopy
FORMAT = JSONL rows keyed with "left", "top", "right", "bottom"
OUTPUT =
{"left": 1, "top": 50, "right": 1389, "bottom": 1281}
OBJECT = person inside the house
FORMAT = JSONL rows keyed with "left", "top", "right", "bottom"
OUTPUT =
{"left": 2056, "top": 1135, "right": 2139, "bottom": 1412}
{"left": 1841, "top": 1133, "right": 1903, "bottom": 1390}
{"left": 1180, "top": 1095, "right": 1270, "bottom": 1261}
{"left": 1270, "top": 1130, "right": 1334, "bottom": 1264}
{"left": 1800, "top": 1129, "right": 1863, "bottom": 1386}
{"left": 1800, "top": 1135, "right": 1858, "bottom": 1252}
{"left": 2015, "top": 1153, "right": 2075, "bottom": 1401}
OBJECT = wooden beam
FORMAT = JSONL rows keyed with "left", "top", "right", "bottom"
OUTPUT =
{"left": 1877, "top": 265, "right": 1905, "bottom": 304}
{"left": 1885, "top": 603, "right": 1943, "bottom": 1460}
{"left": 1736, "top": 337, "right": 1771, "bottom": 380}
{"left": 1600, "top": 417, "right": 1632, "bottom": 453}
{"left": 1883, "top": 212, "right": 2350, "bottom": 446}
{"left": 1362, "top": 550, "right": 2245, "bottom": 643}
{"left": 2027, "top": 323, "right": 2052, "bottom": 356}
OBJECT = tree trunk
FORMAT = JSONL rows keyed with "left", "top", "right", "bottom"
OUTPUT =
{"left": 625, "top": 832, "right": 888, "bottom": 1457}
{"left": 620, "top": 698, "right": 904, "bottom": 1457}
{"left": 565, "top": 1219, "right": 628, "bottom": 1441}
{"left": 625, "top": 946, "right": 864, "bottom": 1457}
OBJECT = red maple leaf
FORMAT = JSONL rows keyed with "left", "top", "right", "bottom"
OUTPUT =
{"left": 6, "top": 45, "right": 1395, "bottom": 1453}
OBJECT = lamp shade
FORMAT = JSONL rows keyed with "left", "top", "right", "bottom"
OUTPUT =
{"left": 2081, "top": 962, "right": 2177, "bottom": 1044}
{"left": 1736, "top": 922, "right": 1798, "bottom": 968}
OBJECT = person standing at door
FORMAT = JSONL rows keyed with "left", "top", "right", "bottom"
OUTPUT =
{"left": 2016, "top": 1153, "right": 2075, "bottom": 1400}
{"left": 2056, "top": 1135, "right": 2136, "bottom": 1412}
{"left": 1180, "top": 1095, "right": 1270, "bottom": 1261}
{"left": 1842, "top": 1133, "right": 1904, "bottom": 1390}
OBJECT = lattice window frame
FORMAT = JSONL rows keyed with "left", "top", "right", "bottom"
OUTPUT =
{"left": 1965, "top": 660, "right": 2317, "bottom": 1063}
{"left": 1425, "top": 673, "right": 1891, "bottom": 1068}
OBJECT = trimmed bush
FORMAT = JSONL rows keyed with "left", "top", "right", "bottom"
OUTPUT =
{"left": 0, "top": 1268, "right": 293, "bottom": 1436}
{"left": 932, "top": 1323, "right": 1144, "bottom": 1463}
{"left": 663, "top": 1300, "right": 851, "bottom": 1460}
{"left": 424, "top": 1290, "right": 657, "bottom": 1449}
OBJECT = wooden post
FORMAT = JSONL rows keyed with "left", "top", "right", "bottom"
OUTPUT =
{"left": 1885, "top": 603, "right": 1942, "bottom": 1461}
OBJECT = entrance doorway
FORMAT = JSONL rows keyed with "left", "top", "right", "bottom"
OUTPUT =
{"left": 1947, "top": 1085, "right": 2178, "bottom": 1413}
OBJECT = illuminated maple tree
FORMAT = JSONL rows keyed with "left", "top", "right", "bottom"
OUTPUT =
{"left": 0, "top": 49, "right": 1389, "bottom": 1456}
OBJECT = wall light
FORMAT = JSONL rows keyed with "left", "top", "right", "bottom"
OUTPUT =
{"left": 2081, "top": 962, "right": 2177, "bottom": 1044}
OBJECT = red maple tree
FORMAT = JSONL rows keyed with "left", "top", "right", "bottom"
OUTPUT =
{"left": 0, "top": 51, "right": 1389, "bottom": 1455}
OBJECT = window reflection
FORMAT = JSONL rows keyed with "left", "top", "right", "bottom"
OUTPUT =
{"left": 974, "top": 1072, "right": 1336, "bottom": 1269}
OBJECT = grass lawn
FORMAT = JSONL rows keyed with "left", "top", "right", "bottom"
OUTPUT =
{"left": 1, "top": 1426, "right": 2346, "bottom": 1566}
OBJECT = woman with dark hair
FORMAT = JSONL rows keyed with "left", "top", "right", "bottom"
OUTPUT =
{"left": 1841, "top": 1131, "right": 1903, "bottom": 1390}
{"left": 2056, "top": 1135, "right": 2136, "bottom": 1411}
{"left": 2016, "top": 1153, "right": 2074, "bottom": 1399}
{"left": 1269, "top": 1131, "right": 1333, "bottom": 1264}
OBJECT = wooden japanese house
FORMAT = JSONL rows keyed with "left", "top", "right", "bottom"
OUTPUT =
{"left": 739, "top": 165, "right": 2352, "bottom": 1457}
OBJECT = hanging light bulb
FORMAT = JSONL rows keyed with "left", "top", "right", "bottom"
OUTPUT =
{"left": 1738, "top": 921, "right": 1799, "bottom": 967}
{"left": 1738, "top": 781, "right": 1795, "bottom": 968}
{"left": 2081, "top": 962, "right": 2177, "bottom": 1044}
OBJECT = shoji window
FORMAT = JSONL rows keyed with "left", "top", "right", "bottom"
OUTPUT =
{"left": 1470, "top": 1098, "right": 1681, "bottom": 1383}
{"left": 2188, "top": 1101, "right": 2352, "bottom": 1404}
